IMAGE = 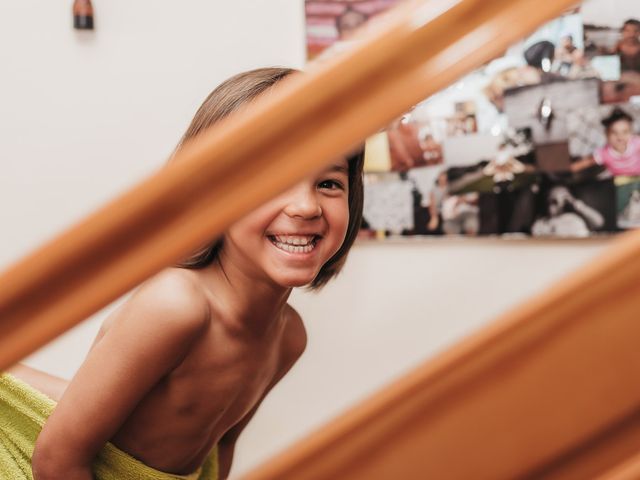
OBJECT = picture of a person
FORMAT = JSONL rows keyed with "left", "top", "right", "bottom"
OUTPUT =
{"left": 313, "top": 6, "right": 371, "bottom": 62}
{"left": 532, "top": 185, "right": 604, "bottom": 237}
{"left": 387, "top": 117, "right": 426, "bottom": 172}
{"left": 420, "top": 134, "right": 443, "bottom": 165}
{"left": 336, "top": 7, "right": 368, "bottom": 41}
{"left": 554, "top": 35, "right": 579, "bottom": 75}
{"left": 427, "top": 171, "right": 447, "bottom": 233}
{"left": 550, "top": 35, "right": 596, "bottom": 79}
{"left": 428, "top": 171, "right": 479, "bottom": 235}
{"left": 616, "top": 18, "right": 640, "bottom": 73}
{"left": 441, "top": 193, "right": 480, "bottom": 235}
{"left": 571, "top": 107, "right": 640, "bottom": 176}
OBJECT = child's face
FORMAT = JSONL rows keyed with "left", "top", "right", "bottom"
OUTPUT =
{"left": 607, "top": 119, "right": 633, "bottom": 153}
{"left": 437, "top": 172, "right": 447, "bottom": 187}
{"left": 622, "top": 23, "right": 640, "bottom": 41}
{"left": 548, "top": 186, "right": 571, "bottom": 217}
{"left": 222, "top": 159, "right": 350, "bottom": 288}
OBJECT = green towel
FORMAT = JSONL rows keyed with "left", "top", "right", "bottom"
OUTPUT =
{"left": 0, "top": 373, "right": 218, "bottom": 480}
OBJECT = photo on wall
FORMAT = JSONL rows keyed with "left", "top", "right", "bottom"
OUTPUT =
{"left": 582, "top": 0, "right": 640, "bottom": 103}
{"left": 305, "top": 0, "right": 640, "bottom": 240}
{"left": 304, "top": 0, "right": 401, "bottom": 60}
{"left": 531, "top": 179, "right": 616, "bottom": 238}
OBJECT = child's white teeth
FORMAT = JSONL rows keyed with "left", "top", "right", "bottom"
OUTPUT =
{"left": 274, "top": 242, "right": 314, "bottom": 253}
{"left": 274, "top": 235, "right": 315, "bottom": 246}
{"left": 271, "top": 235, "right": 317, "bottom": 253}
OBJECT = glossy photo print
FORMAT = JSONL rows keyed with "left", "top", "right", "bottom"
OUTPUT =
{"left": 305, "top": 1, "right": 640, "bottom": 240}
{"left": 304, "top": 0, "right": 401, "bottom": 61}
{"left": 582, "top": 0, "right": 640, "bottom": 103}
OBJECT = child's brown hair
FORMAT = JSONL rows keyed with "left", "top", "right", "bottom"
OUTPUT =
{"left": 176, "top": 67, "right": 364, "bottom": 289}
{"left": 602, "top": 107, "right": 634, "bottom": 131}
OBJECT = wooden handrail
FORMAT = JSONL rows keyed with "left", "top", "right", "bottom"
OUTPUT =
{"left": 0, "top": 0, "right": 579, "bottom": 369}
{"left": 597, "top": 451, "right": 640, "bottom": 480}
{"left": 241, "top": 230, "right": 640, "bottom": 479}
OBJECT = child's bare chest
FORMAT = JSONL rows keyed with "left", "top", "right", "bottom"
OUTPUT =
{"left": 111, "top": 327, "right": 283, "bottom": 472}
{"left": 177, "top": 338, "right": 280, "bottom": 428}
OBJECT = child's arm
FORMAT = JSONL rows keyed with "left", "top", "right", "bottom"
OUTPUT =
{"left": 217, "top": 308, "right": 307, "bottom": 479}
{"left": 32, "top": 271, "right": 209, "bottom": 480}
{"left": 427, "top": 191, "right": 439, "bottom": 231}
{"left": 568, "top": 196, "right": 605, "bottom": 230}
{"left": 570, "top": 155, "right": 596, "bottom": 173}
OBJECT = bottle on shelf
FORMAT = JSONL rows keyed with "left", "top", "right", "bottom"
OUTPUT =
{"left": 73, "top": 0, "right": 94, "bottom": 30}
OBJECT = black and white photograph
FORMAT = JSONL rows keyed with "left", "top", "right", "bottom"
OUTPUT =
{"left": 531, "top": 180, "right": 616, "bottom": 237}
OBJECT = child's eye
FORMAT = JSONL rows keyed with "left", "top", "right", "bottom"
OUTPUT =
{"left": 318, "top": 179, "right": 344, "bottom": 191}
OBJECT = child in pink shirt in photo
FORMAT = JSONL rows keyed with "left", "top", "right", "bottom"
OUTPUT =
{"left": 571, "top": 107, "right": 640, "bottom": 176}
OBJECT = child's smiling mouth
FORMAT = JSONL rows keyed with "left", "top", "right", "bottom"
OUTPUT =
{"left": 267, "top": 234, "right": 321, "bottom": 254}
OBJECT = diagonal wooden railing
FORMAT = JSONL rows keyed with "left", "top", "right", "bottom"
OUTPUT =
{"left": 7, "top": 0, "right": 640, "bottom": 478}
{"left": 0, "top": 0, "right": 580, "bottom": 369}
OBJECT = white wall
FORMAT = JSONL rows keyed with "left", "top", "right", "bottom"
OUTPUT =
{"left": 0, "top": 0, "right": 306, "bottom": 267}
{"left": 0, "top": 1, "right": 612, "bottom": 478}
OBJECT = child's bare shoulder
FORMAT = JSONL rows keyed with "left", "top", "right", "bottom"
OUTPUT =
{"left": 280, "top": 305, "right": 307, "bottom": 367}
{"left": 40, "top": 269, "right": 213, "bottom": 468}
{"left": 103, "top": 268, "right": 210, "bottom": 340}
{"left": 137, "top": 269, "right": 207, "bottom": 308}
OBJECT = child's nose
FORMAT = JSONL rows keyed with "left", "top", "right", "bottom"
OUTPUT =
{"left": 283, "top": 185, "right": 322, "bottom": 219}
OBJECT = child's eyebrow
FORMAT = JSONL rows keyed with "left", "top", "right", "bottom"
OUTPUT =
{"left": 327, "top": 163, "right": 349, "bottom": 174}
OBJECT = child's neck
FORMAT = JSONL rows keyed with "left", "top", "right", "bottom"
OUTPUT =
{"left": 205, "top": 254, "right": 292, "bottom": 337}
